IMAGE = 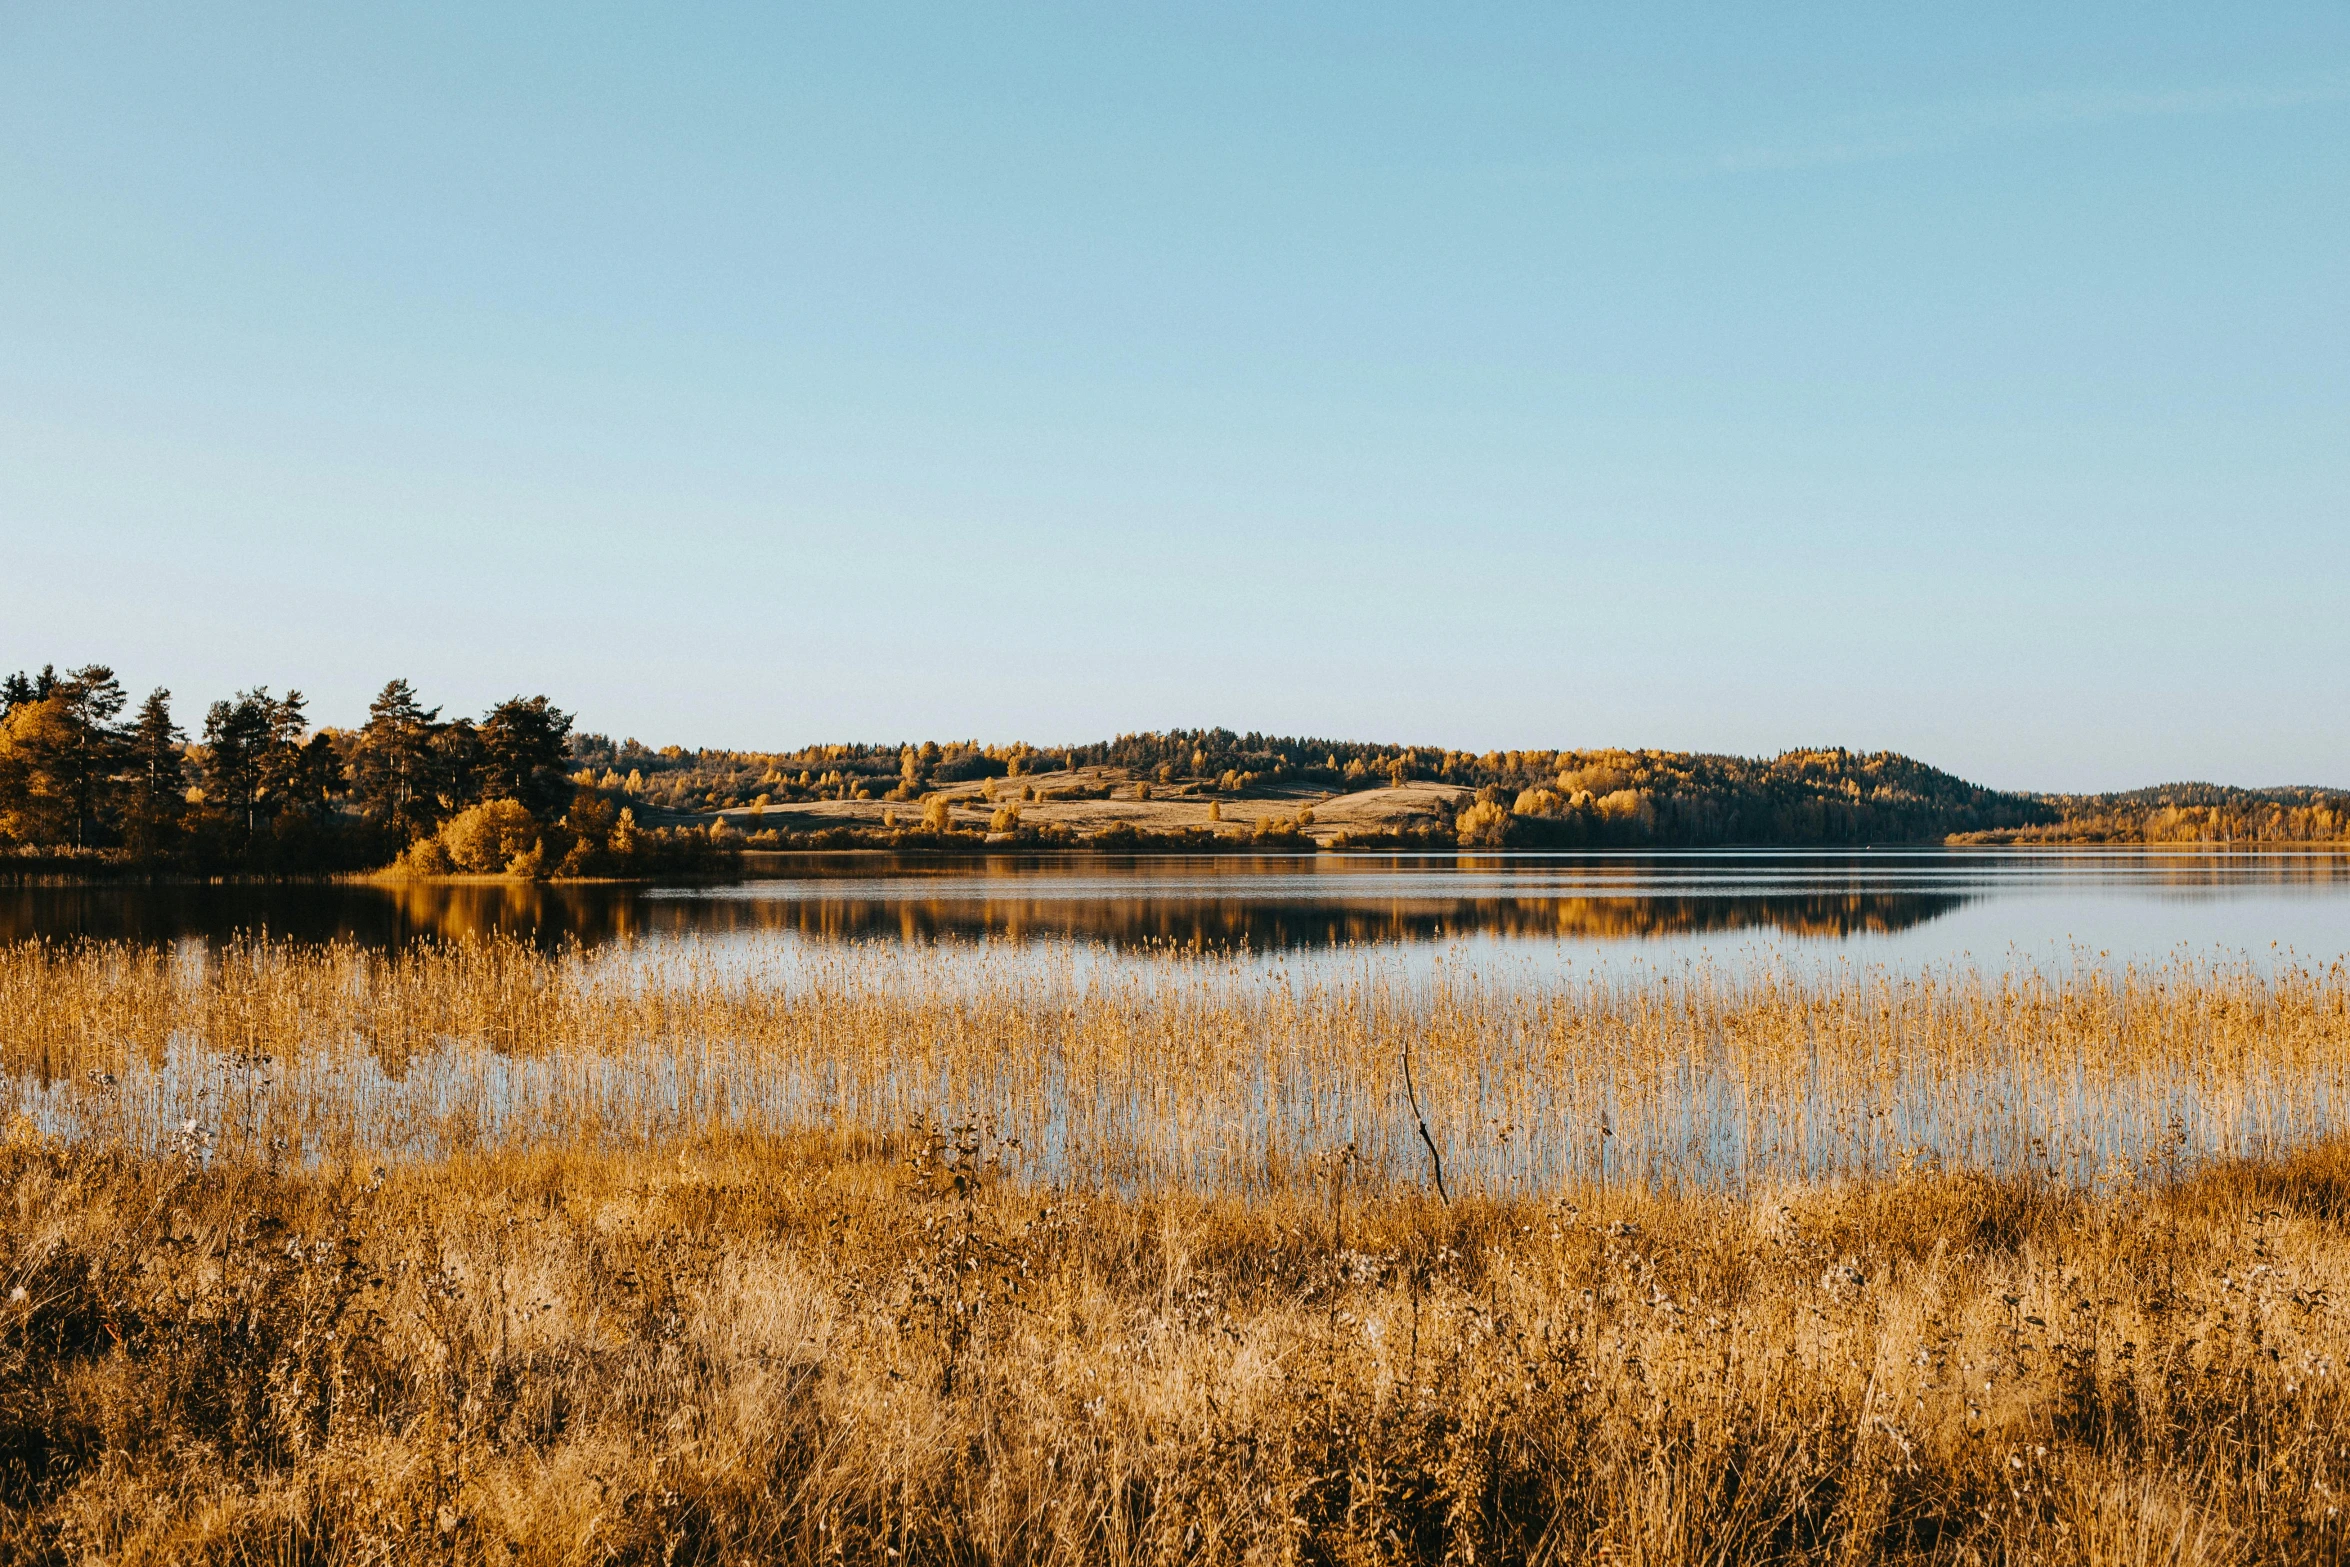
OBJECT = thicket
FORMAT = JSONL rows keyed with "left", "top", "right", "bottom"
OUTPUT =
{"left": 1957, "top": 783, "right": 2350, "bottom": 846}
{"left": 0, "top": 666, "right": 723, "bottom": 880}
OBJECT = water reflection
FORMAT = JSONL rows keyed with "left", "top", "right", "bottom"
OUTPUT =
{"left": 0, "top": 879, "right": 660, "bottom": 948}
{"left": 660, "top": 886, "right": 1966, "bottom": 948}
{"left": 1, "top": 848, "right": 2346, "bottom": 961}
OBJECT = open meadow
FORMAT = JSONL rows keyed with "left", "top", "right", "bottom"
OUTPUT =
{"left": 5, "top": 936, "right": 2350, "bottom": 1563}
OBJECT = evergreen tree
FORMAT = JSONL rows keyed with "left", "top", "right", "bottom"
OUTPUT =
{"left": 53, "top": 665, "right": 129, "bottom": 848}
{"left": 292, "top": 732, "right": 343, "bottom": 826}
{"left": 122, "top": 688, "right": 186, "bottom": 858}
{"left": 201, "top": 689, "right": 289, "bottom": 842}
{"left": 256, "top": 689, "right": 312, "bottom": 817}
{"left": 479, "top": 695, "right": 575, "bottom": 818}
{"left": 351, "top": 679, "right": 443, "bottom": 844}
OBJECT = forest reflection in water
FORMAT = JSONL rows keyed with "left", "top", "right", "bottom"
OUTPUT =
{"left": 5, "top": 848, "right": 2349, "bottom": 959}
{"left": 0, "top": 856, "right": 1971, "bottom": 950}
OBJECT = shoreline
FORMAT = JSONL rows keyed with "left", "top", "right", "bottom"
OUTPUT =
{"left": 7, "top": 834, "right": 2350, "bottom": 889}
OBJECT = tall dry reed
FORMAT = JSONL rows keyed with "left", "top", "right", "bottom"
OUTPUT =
{"left": 3, "top": 938, "right": 2345, "bottom": 1191}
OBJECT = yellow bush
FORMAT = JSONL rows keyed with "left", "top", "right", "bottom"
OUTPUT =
{"left": 1596, "top": 788, "right": 1654, "bottom": 827}
{"left": 1512, "top": 787, "right": 1561, "bottom": 817}
{"left": 1455, "top": 799, "right": 1510, "bottom": 846}
{"left": 437, "top": 799, "right": 540, "bottom": 874}
{"left": 394, "top": 835, "right": 453, "bottom": 874}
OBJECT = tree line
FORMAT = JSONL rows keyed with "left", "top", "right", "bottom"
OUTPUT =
{"left": 0, "top": 666, "right": 722, "bottom": 876}
{"left": 583, "top": 732, "right": 2074, "bottom": 847}
{"left": 11, "top": 669, "right": 2334, "bottom": 865}
{"left": 586, "top": 730, "right": 2347, "bottom": 847}
{"left": 1953, "top": 783, "right": 2350, "bottom": 846}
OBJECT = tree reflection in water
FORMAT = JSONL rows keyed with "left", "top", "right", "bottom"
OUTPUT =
{"left": 0, "top": 856, "right": 1970, "bottom": 951}
{"left": 5, "top": 848, "right": 2345, "bottom": 953}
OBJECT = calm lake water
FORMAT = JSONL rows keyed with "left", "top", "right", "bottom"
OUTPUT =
{"left": 7, "top": 848, "right": 2347, "bottom": 971}
{"left": 10, "top": 850, "right": 2347, "bottom": 1187}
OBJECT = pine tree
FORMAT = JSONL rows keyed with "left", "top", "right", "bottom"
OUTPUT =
{"left": 352, "top": 679, "right": 443, "bottom": 844}
{"left": 122, "top": 688, "right": 186, "bottom": 858}
{"left": 202, "top": 689, "right": 287, "bottom": 843}
{"left": 479, "top": 696, "right": 576, "bottom": 818}
{"left": 54, "top": 666, "right": 129, "bottom": 848}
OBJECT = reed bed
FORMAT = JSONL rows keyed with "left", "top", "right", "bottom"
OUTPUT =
{"left": 3, "top": 938, "right": 2346, "bottom": 1192}
{"left": 9, "top": 938, "right": 2350, "bottom": 1562}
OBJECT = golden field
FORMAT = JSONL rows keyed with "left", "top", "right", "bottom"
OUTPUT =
{"left": 4, "top": 937, "right": 2350, "bottom": 1563}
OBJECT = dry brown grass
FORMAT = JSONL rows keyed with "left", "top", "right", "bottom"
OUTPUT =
{"left": 6, "top": 938, "right": 2350, "bottom": 1562}
{"left": 7, "top": 1129, "right": 2350, "bottom": 1563}
{"left": 714, "top": 767, "right": 1462, "bottom": 843}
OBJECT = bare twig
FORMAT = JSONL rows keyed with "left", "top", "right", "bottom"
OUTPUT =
{"left": 1400, "top": 1039, "right": 1449, "bottom": 1205}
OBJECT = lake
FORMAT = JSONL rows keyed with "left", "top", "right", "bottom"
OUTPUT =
{"left": 7, "top": 847, "right": 2347, "bottom": 972}
{"left": 9, "top": 849, "right": 2348, "bottom": 1188}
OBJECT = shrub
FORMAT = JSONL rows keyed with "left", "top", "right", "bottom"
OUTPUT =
{"left": 394, "top": 835, "right": 453, "bottom": 874}
{"left": 1455, "top": 799, "right": 1511, "bottom": 847}
{"left": 989, "top": 804, "right": 1021, "bottom": 834}
{"left": 1596, "top": 788, "right": 1654, "bottom": 828}
{"left": 1513, "top": 787, "right": 1562, "bottom": 817}
{"left": 437, "top": 799, "right": 540, "bottom": 873}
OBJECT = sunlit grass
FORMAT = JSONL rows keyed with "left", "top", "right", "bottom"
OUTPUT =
{"left": 8, "top": 1127, "right": 2350, "bottom": 1562}
{"left": 4, "top": 937, "right": 2345, "bottom": 1192}
{"left": 8, "top": 937, "right": 2350, "bottom": 1560}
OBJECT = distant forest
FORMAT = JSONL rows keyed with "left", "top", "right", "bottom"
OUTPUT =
{"left": 1951, "top": 783, "right": 2350, "bottom": 846}
{"left": 569, "top": 726, "right": 2350, "bottom": 849}
{"left": 2, "top": 665, "right": 2342, "bottom": 877}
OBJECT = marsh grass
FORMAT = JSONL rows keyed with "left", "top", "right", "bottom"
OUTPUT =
{"left": 6, "top": 938, "right": 2350, "bottom": 1562}
{"left": 7, "top": 1129, "right": 2350, "bottom": 1562}
{"left": 3, "top": 939, "right": 2345, "bottom": 1191}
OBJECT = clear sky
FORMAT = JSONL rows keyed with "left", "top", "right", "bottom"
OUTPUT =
{"left": 3, "top": 5, "right": 2344, "bottom": 792}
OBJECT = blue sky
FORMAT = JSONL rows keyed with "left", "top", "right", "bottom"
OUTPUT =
{"left": 2, "top": 5, "right": 2344, "bottom": 791}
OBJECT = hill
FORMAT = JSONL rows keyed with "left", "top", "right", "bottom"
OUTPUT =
{"left": 1954, "top": 782, "right": 2350, "bottom": 846}
{"left": 572, "top": 731, "right": 2062, "bottom": 849}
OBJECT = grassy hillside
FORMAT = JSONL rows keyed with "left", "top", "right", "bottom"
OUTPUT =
{"left": 576, "top": 732, "right": 2060, "bottom": 849}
